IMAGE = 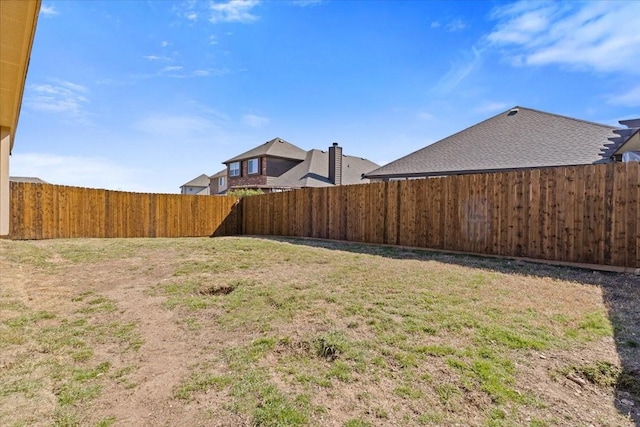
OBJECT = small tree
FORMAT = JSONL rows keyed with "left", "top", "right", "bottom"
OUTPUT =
{"left": 226, "top": 188, "right": 265, "bottom": 197}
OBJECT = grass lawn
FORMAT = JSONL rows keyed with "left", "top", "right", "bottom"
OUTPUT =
{"left": 0, "top": 236, "right": 638, "bottom": 426}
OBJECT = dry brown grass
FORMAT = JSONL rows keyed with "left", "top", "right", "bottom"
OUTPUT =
{"left": 0, "top": 236, "right": 638, "bottom": 426}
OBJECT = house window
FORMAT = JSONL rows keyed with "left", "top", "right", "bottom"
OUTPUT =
{"left": 248, "top": 158, "right": 260, "bottom": 175}
{"left": 229, "top": 162, "right": 240, "bottom": 177}
{"left": 219, "top": 176, "right": 225, "bottom": 187}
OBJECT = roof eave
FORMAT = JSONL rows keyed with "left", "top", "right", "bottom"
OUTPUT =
{"left": 1, "top": 0, "right": 41, "bottom": 151}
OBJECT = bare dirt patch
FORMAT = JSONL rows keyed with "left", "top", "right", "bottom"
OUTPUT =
{"left": 1, "top": 237, "right": 638, "bottom": 426}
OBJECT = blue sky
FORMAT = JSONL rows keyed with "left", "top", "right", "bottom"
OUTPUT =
{"left": 12, "top": 0, "right": 640, "bottom": 193}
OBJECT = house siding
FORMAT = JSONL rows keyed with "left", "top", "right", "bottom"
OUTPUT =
{"left": 227, "top": 157, "right": 268, "bottom": 188}
{"left": 209, "top": 176, "right": 228, "bottom": 194}
{"left": 266, "top": 157, "right": 302, "bottom": 177}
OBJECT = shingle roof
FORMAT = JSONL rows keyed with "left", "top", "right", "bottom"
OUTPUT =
{"left": 224, "top": 137, "right": 307, "bottom": 163}
{"left": 181, "top": 174, "right": 210, "bottom": 188}
{"left": 365, "top": 106, "right": 618, "bottom": 179}
{"left": 9, "top": 176, "right": 48, "bottom": 184}
{"left": 269, "top": 149, "right": 379, "bottom": 188}
{"left": 209, "top": 169, "right": 227, "bottom": 179}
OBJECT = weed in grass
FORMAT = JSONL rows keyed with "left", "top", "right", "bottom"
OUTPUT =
{"left": 372, "top": 406, "right": 388, "bottom": 419}
{"left": 293, "top": 373, "right": 332, "bottom": 388}
{"left": 487, "top": 408, "right": 507, "bottom": 426}
{"left": 477, "top": 325, "right": 551, "bottom": 350}
{"left": 394, "top": 352, "right": 418, "bottom": 369}
{"left": 72, "top": 362, "right": 110, "bottom": 382}
{"left": 414, "top": 344, "right": 457, "bottom": 357}
{"left": 56, "top": 382, "right": 102, "bottom": 406}
{"left": 434, "top": 383, "right": 459, "bottom": 406}
{"left": 174, "top": 372, "right": 232, "bottom": 400}
{"left": 417, "top": 412, "right": 444, "bottom": 425}
{"left": 77, "top": 297, "right": 117, "bottom": 314}
{"left": 394, "top": 385, "right": 424, "bottom": 399}
{"left": 4, "top": 310, "right": 55, "bottom": 328}
{"left": 71, "top": 348, "right": 94, "bottom": 362}
{"left": 182, "top": 317, "right": 202, "bottom": 331}
{"left": 252, "top": 387, "right": 308, "bottom": 426}
{"left": 565, "top": 311, "right": 613, "bottom": 342}
{"left": 315, "top": 330, "right": 347, "bottom": 361}
{"left": 326, "top": 360, "right": 352, "bottom": 382}
{"left": 0, "top": 378, "right": 42, "bottom": 398}
{"left": 53, "top": 408, "right": 81, "bottom": 427}
{"left": 561, "top": 360, "right": 640, "bottom": 396}
{"left": 470, "top": 357, "right": 520, "bottom": 404}
{"left": 95, "top": 416, "right": 116, "bottom": 427}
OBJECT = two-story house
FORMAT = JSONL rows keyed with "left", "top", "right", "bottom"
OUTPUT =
{"left": 223, "top": 137, "right": 379, "bottom": 192}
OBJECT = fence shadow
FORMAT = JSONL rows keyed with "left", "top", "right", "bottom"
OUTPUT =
{"left": 251, "top": 235, "right": 640, "bottom": 424}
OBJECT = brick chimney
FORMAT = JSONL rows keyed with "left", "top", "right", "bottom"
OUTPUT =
{"left": 328, "top": 142, "right": 342, "bottom": 185}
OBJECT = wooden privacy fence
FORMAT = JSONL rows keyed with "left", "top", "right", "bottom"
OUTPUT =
{"left": 241, "top": 162, "right": 639, "bottom": 268}
{"left": 9, "top": 183, "right": 240, "bottom": 239}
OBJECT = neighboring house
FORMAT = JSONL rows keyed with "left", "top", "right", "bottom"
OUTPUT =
{"left": 223, "top": 137, "right": 379, "bottom": 192}
{"left": 9, "top": 176, "right": 48, "bottom": 184}
{"left": 209, "top": 169, "right": 228, "bottom": 195}
{"left": 269, "top": 145, "right": 379, "bottom": 189}
{"left": 180, "top": 174, "right": 210, "bottom": 195}
{"left": 599, "top": 119, "right": 640, "bottom": 162}
{"left": 365, "top": 106, "right": 632, "bottom": 181}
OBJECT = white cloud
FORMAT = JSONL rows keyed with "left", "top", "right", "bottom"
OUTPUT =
{"left": 25, "top": 81, "right": 90, "bottom": 120}
{"left": 186, "top": 12, "right": 198, "bottom": 21}
{"left": 11, "top": 153, "right": 151, "bottom": 192}
{"left": 161, "top": 65, "right": 184, "bottom": 73}
{"left": 433, "top": 46, "right": 483, "bottom": 93}
{"left": 430, "top": 21, "right": 441, "bottom": 29}
{"left": 40, "top": 4, "right": 59, "bottom": 16}
{"left": 487, "top": 1, "right": 640, "bottom": 74}
{"left": 417, "top": 111, "right": 433, "bottom": 121}
{"left": 473, "top": 101, "right": 510, "bottom": 114}
{"left": 161, "top": 41, "right": 170, "bottom": 47}
{"left": 209, "top": 0, "right": 260, "bottom": 24}
{"left": 242, "top": 114, "right": 269, "bottom": 128}
{"left": 143, "top": 55, "right": 160, "bottom": 61}
{"left": 446, "top": 19, "right": 467, "bottom": 32}
{"left": 607, "top": 83, "right": 640, "bottom": 108}
{"left": 209, "top": 35, "right": 218, "bottom": 45}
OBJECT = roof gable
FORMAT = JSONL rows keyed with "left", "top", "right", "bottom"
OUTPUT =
{"left": 181, "top": 173, "right": 210, "bottom": 188}
{"left": 224, "top": 137, "right": 307, "bottom": 163}
{"left": 366, "top": 106, "right": 619, "bottom": 178}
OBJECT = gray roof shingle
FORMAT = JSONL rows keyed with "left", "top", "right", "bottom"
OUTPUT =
{"left": 365, "top": 106, "right": 618, "bottom": 179}
{"left": 269, "top": 149, "right": 379, "bottom": 188}
{"left": 224, "top": 137, "right": 307, "bottom": 163}
{"left": 209, "top": 169, "right": 227, "bottom": 179}
{"left": 9, "top": 176, "right": 48, "bottom": 184}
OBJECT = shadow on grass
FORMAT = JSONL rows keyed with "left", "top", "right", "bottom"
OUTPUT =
{"left": 250, "top": 235, "right": 640, "bottom": 425}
